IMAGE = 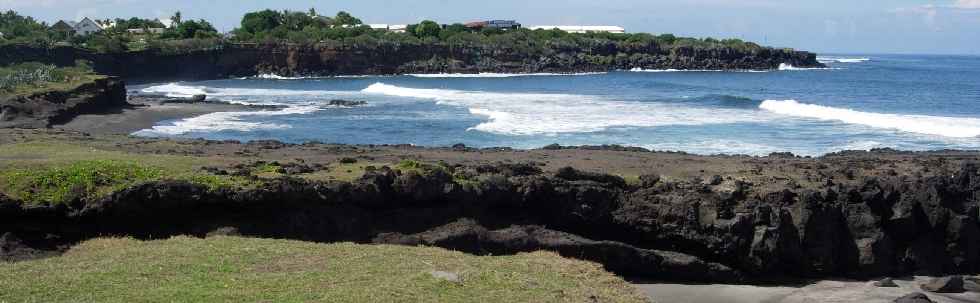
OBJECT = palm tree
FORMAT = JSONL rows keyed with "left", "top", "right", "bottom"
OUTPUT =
{"left": 171, "top": 11, "right": 182, "bottom": 27}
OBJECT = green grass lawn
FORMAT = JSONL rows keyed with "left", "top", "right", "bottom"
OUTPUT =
{"left": 0, "top": 236, "right": 648, "bottom": 302}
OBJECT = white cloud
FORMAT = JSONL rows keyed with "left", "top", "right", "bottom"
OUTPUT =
{"left": 953, "top": 0, "right": 980, "bottom": 9}
{"left": 891, "top": 1, "right": 980, "bottom": 31}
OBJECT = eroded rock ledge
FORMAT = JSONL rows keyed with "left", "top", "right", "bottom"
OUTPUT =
{"left": 1, "top": 160, "right": 978, "bottom": 283}
{"left": 0, "top": 77, "right": 127, "bottom": 128}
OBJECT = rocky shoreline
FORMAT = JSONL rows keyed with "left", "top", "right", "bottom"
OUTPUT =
{"left": 0, "top": 77, "right": 127, "bottom": 128}
{"left": 0, "top": 43, "right": 823, "bottom": 82}
{"left": 1, "top": 130, "right": 978, "bottom": 287}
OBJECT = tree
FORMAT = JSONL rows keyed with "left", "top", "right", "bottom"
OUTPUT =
{"left": 438, "top": 23, "right": 467, "bottom": 40}
{"left": 86, "top": 34, "right": 126, "bottom": 53}
{"left": 176, "top": 19, "right": 218, "bottom": 39}
{"left": 414, "top": 20, "right": 440, "bottom": 38}
{"left": 0, "top": 10, "right": 51, "bottom": 43}
{"left": 656, "top": 34, "right": 676, "bottom": 45}
{"left": 171, "top": 11, "right": 182, "bottom": 27}
{"left": 333, "top": 11, "right": 361, "bottom": 26}
{"left": 308, "top": 8, "right": 317, "bottom": 17}
{"left": 241, "top": 9, "right": 283, "bottom": 34}
{"left": 283, "top": 11, "right": 313, "bottom": 31}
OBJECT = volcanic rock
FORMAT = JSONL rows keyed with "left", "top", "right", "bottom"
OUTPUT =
{"left": 893, "top": 293, "right": 934, "bottom": 303}
{"left": 920, "top": 276, "right": 965, "bottom": 293}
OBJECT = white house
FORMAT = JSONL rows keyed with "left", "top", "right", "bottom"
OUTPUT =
{"left": 71, "top": 17, "right": 104, "bottom": 36}
{"left": 368, "top": 24, "right": 389, "bottom": 30}
{"left": 527, "top": 25, "right": 625, "bottom": 34}
{"left": 389, "top": 24, "right": 408, "bottom": 33}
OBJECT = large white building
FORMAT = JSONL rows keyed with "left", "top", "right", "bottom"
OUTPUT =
{"left": 366, "top": 24, "right": 408, "bottom": 33}
{"left": 527, "top": 25, "right": 625, "bottom": 34}
{"left": 72, "top": 18, "right": 104, "bottom": 36}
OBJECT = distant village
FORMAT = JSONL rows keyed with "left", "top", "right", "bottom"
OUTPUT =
{"left": 368, "top": 20, "right": 625, "bottom": 34}
{"left": 47, "top": 17, "right": 169, "bottom": 38}
{"left": 40, "top": 16, "right": 626, "bottom": 38}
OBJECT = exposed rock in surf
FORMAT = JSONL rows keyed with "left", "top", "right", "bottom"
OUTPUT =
{"left": 920, "top": 276, "right": 965, "bottom": 293}
{"left": 326, "top": 99, "right": 367, "bottom": 107}
{"left": 874, "top": 277, "right": 898, "bottom": 287}
{"left": 893, "top": 293, "right": 934, "bottom": 303}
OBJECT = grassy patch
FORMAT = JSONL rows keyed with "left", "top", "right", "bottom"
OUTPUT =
{"left": 0, "top": 61, "right": 104, "bottom": 96}
{"left": 620, "top": 174, "right": 641, "bottom": 187}
{"left": 301, "top": 161, "right": 388, "bottom": 182}
{"left": 251, "top": 162, "right": 284, "bottom": 179}
{"left": 0, "top": 160, "right": 162, "bottom": 204}
{"left": 0, "top": 142, "right": 258, "bottom": 205}
{"left": 0, "top": 236, "right": 647, "bottom": 302}
{"left": 0, "top": 141, "right": 206, "bottom": 172}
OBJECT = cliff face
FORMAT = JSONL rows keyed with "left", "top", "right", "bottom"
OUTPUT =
{"left": 1, "top": 159, "right": 977, "bottom": 283}
{"left": 0, "top": 43, "right": 823, "bottom": 81}
{"left": 0, "top": 77, "right": 127, "bottom": 128}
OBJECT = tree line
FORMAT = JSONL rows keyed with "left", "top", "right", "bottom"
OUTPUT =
{"left": 0, "top": 9, "right": 772, "bottom": 55}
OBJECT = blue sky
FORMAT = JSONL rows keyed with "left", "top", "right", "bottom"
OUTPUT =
{"left": 2, "top": 0, "right": 978, "bottom": 55}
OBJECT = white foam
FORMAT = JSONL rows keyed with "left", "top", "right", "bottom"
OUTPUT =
{"left": 140, "top": 83, "right": 209, "bottom": 98}
{"left": 408, "top": 72, "right": 606, "bottom": 78}
{"left": 759, "top": 100, "right": 980, "bottom": 138}
{"left": 133, "top": 105, "right": 321, "bottom": 136}
{"left": 248, "top": 74, "right": 383, "bottom": 79}
{"left": 139, "top": 83, "right": 355, "bottom": 106}
{"left": 629, "top": 68, "right": 769, "bottom": 73}
{"left": 778, "top": 63, "right": 840, "bottom": 71}
{"left": 642, "top": 140, "right": 784, "bottom": 156}
{"left": 362, "top": 82, "right": 769, "bottom": 135}
{"left": 255, "top": 73, "right": 304, "bottom": 80}
{"left": 817, "top": 57, "right": 871, "bottom": 63}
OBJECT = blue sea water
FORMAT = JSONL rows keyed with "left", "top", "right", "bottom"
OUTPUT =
{"left": 132, "top": 54, "right": 980, "bottom": 156}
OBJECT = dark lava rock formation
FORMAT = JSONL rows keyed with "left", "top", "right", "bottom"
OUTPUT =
{"left": 0, "top": 77, "right": 127, "bottom": 128}
{"left": 1, "top": 161, "right": 978, "bottom": 283}
{"left": 0, "top": 43, "right": 823, "bottom": 82}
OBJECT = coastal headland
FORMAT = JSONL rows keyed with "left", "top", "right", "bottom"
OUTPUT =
{"left": 1, "top": 9, "right": 977, "bottom": 303}
{"left": 3, "top": 129, "right": 979, "bottom": 284}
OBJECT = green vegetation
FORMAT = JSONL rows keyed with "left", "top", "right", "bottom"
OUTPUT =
{"left": 1, "top": 10, "right": 220, "bottom": 54}
{"left": 0, "top": 236, "right": 647, "bottom": 302}
{"left": 0, "top": 60, "right": 102, "bottom": 95}
{"left": 0, "top": 10, "right": 53, "bottom": 46}
{"left": 0, "top": 160, "right": 162, "bottom": 204}
{"left": 1, "top": 8, "right": 775, "bottom": 56}
{"left": 224, "top": 9, "right": 767, "bottom": 54}
{"left": 0, "top": 141, "right": 253, "bottom": 205}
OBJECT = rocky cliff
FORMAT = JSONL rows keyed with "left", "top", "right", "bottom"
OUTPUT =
{"left": 0, "top": 43, "right": 822, "bottom": 81}
{"left": 2, "top": 158, "right": 977, "bottom": 283}
{"left": 0, "top": 77, "right": 127, "bottom": 128}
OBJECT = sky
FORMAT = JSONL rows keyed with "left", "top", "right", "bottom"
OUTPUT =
{"left": 1, "top": 0, "right": 978, "bottom": 55}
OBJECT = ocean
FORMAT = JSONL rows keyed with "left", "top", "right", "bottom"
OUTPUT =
{"left": 132, "top": 54, "right": 980, "bottom": 156}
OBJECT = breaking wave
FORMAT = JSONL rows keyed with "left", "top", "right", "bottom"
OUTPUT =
{"left": 362, "top": 83, "right": 769, "bottom": 135}
{"left": 778, "top": 63, "right": 840, "bottom": 71}
{"left": 254, "top": 73, "right": 305, "bottom": 80}
{"left": 133, "top": 105, "right": 322, "bottom": 136}
{"left": 759, "top": 100, "right": 980, "bottom": 138}
{"left": 134, "top": 83, "right": 364, "bottom": 136}
{"left": 408, "top": 72, "right": 606, "bottom": 78}
{"left": 642, "top": 140, "right": 784, "bottom": 156}
{"left": 139, "top": 83, "right": 355, "bottom": 105}
{"left": 817, "top": 57, "right": 871, "bottom": 64}
{"left": 629, "top": 68, "right": 768, "bottom": 73}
